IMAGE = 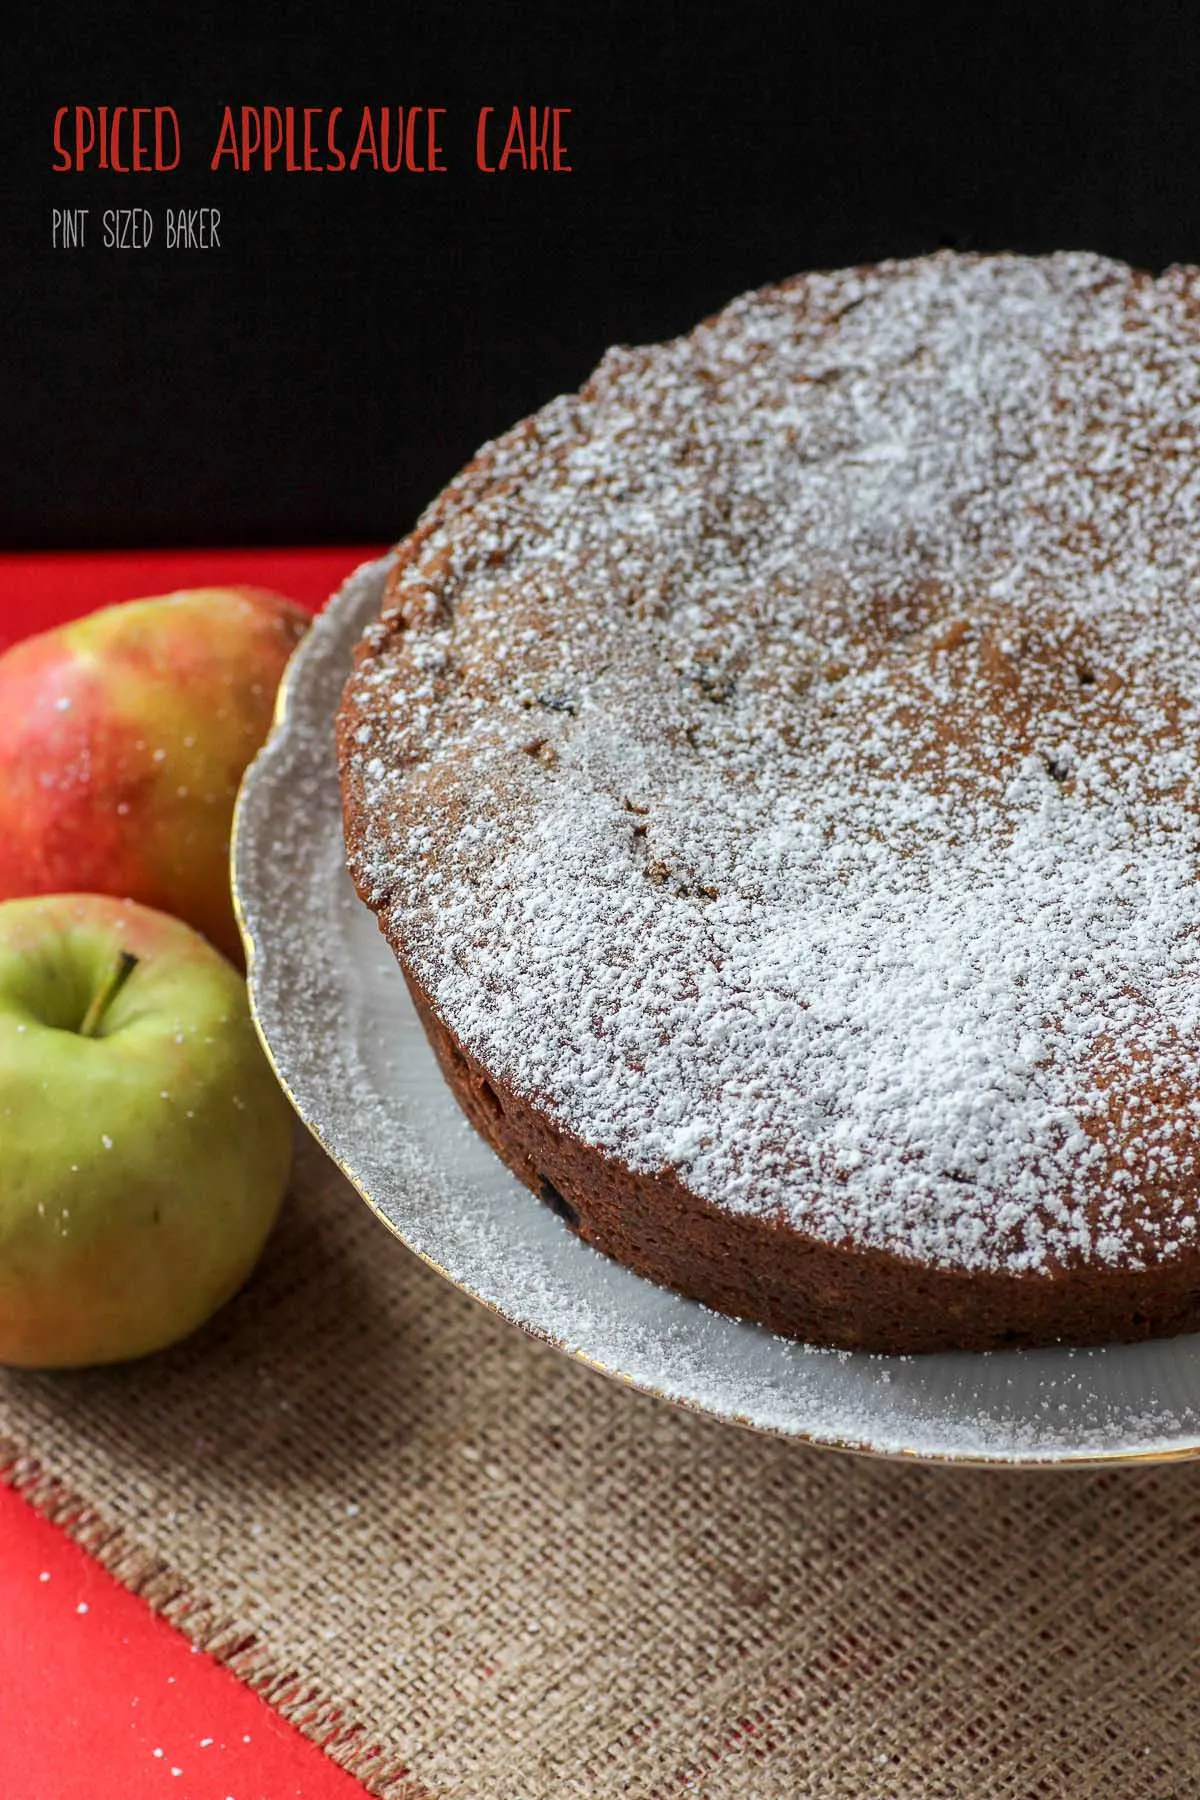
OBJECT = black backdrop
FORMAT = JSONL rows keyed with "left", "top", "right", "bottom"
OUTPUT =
{"left": 5, "top": 4, "right": 1200, "bottom": 548}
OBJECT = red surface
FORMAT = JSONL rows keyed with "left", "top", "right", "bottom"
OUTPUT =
{"left": 0, "top": 548, "right": 387, "bottom": 1798}
{"left": 0, "top": 546, "right": 384, "bottom": 648}
{"left": 0, "top": 1484, "right": 370, "bottom": 1800}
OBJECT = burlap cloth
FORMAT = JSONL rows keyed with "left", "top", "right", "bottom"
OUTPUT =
{"left": 3, "top": 1131, "right": 1199, "bottom": 1799}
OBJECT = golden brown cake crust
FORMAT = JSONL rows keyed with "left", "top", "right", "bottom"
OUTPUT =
{"left": 338, "top": 252, "right": 1200, "bottom": 1352}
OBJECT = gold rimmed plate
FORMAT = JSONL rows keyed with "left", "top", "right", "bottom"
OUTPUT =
{"left": 232, "top": 556, "right": 1200, "bottom": 1467}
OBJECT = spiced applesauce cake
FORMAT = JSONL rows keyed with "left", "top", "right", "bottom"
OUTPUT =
{"left": 338, "top": 251, "right": 1200, "bottom": 1353}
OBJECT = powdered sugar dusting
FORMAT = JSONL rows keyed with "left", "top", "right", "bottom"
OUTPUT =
{"left": 342, "top": 253, "right": 1200, "bottom": 1277}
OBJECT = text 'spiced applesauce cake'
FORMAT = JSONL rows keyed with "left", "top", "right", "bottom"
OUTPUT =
{"left": 338, "top": 252, "right": 1200, "bottom": 1353}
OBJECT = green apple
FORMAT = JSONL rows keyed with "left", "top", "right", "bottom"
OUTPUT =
{"left": 0, "top": 892, "right": 293, "bottom": 1367}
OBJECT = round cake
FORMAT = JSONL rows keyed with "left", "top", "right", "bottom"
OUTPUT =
{"left": 338, "top": 251, "right": 1200, "bottom": 1353}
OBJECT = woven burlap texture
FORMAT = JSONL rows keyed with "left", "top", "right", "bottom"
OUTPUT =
{"left": 2, "top": 1129, "right": 1199, "bottom": 1799}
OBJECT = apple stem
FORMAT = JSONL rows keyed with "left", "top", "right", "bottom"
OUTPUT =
{"left": 79, "top": 951, "right": 140, "bottom": 1039}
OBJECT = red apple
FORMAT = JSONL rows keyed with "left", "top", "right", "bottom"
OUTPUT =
{"left": 0, "top": 588, "right": 308, "bottom": 964}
